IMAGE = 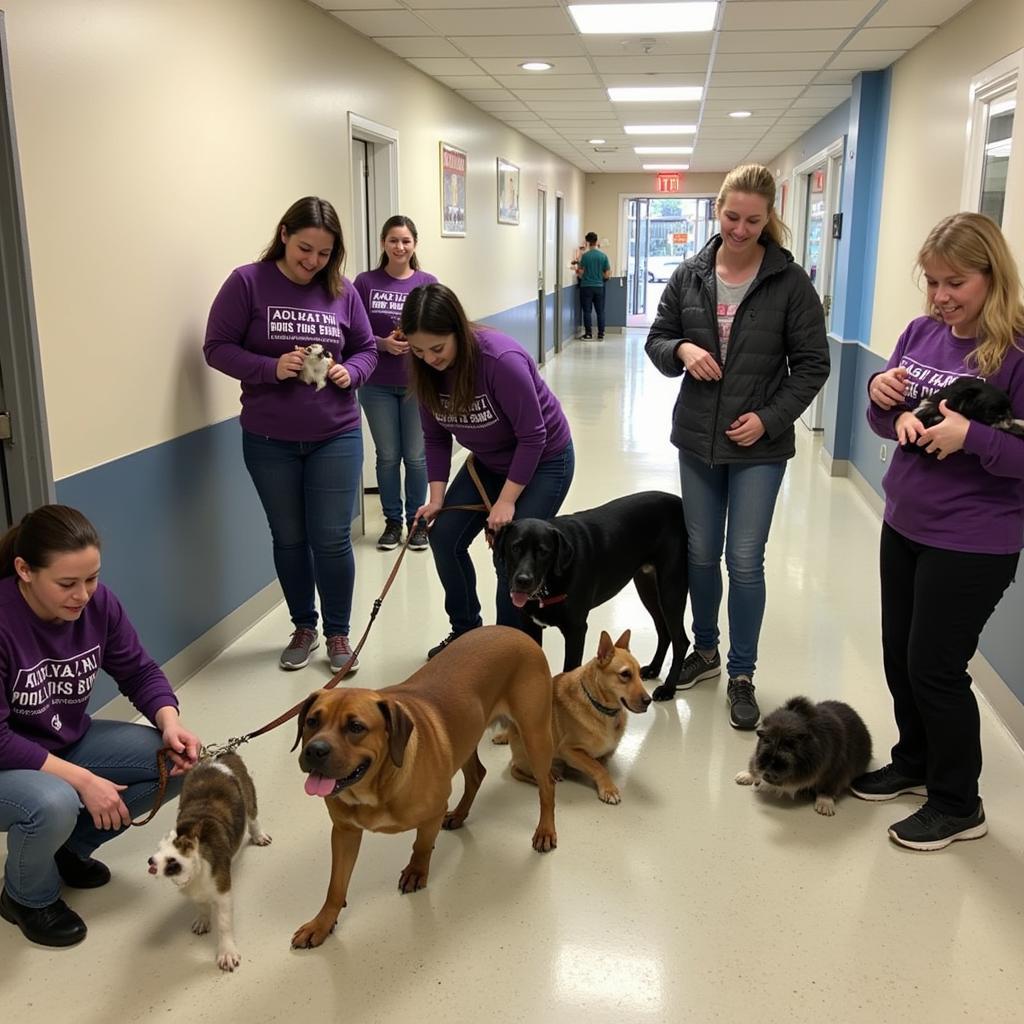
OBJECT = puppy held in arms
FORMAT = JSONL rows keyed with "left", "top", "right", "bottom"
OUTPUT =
{"left": 148, "top": 753, "right": 271, "bottom": 971}
{"left": 735, "top": 697, "right": 871, "bottom": 816}
{"left": 299, "top": 343, "right": 333, "bottom": 391}
{"left": 506, "top": 629, "right": 651, "bottom": 804}
{"left": 902, "top": 376, "right": 1024, "bottom": 454}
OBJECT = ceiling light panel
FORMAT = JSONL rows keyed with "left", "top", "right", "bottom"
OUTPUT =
{"left": 633, "top": 146, "right": 694, "bottom": 153}
{"left": 623, "top": 124, "right": 697, "bottom": 134}
{"left": 569, "top": 3, "right": 717, "bottom": 34}
{"left": 609, "top": 86, "right": 703, "bottom": 102}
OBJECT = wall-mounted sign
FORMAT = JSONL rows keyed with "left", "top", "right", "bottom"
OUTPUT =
{"left": 655, "top": 172, "right": 681, "bottom": 193}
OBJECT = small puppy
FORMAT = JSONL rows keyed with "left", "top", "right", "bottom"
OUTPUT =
{"left": 299, "top": 343, "right": 333, "bottom": 391}
{"left": 507, "top": 629, "right": 651, "bottom": 804}
{"left": 902, "top": 376, "right": 1024, "bottom": 454}
{"left": 148, "top": 753, "right": 271, "bottom": 971}
{"left": 735, "top": 696, "right": 871, "bottom": 816}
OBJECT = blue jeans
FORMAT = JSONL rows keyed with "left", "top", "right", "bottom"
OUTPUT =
{"left": 679, "top": 451, "right": 786, "bottom": 679}
{"left": 243, "top": 429, "right": 362, "bottom": 637}
{"left": 580, "top": 285, "right": 606, "bottom": 336}
{"left": 359, "top": 384, "right": 427, "bottom": 525}
{"left": 0, "top": 720, "right": 182, "bottom": 907}
{"left": 430, "top": 443, "right": 575, "bottom": 635}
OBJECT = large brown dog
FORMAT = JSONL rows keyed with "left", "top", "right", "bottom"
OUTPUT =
{"left": 506, "top": 629, "right": 651, "bottom": 804}
{"left": 291, "top": 626, "right": 557, "bottom": 949}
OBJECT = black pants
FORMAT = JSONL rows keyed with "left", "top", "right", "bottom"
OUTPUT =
{"left": 579, "top": 285, "right": 605, "bottom": 336}
{"left": 880, "top": 522, "right": 1018, "bottom": 816}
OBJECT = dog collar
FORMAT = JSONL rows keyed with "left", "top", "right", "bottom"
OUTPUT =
{"left": 536, "top": 592, "right": 567, "bottom": 608}
{"left": 581, "top": 684, "right": 620, "bottom": 717}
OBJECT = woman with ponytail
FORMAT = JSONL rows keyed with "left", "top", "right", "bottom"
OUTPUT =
{"left": 645, "top": 163, "right": 829, "bottom": 729}
{"left": 0, "top": 506, "right": 200, "bottom": 947}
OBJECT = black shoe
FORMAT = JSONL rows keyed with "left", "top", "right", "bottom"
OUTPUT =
{"left": 597, "top": 334, "right": 605, "bottom": 340}
{"left": 428, "top": 630, "right": 459, "bottom": 659}
{"left": 54, "top": 846, "right": 111, "bottom": 889}
{"left": 888, "top": 801, "right": 987, "bottom": 851}
{"left": 0, "top": 888, "right": 87, "bottom": 947}
{"left": 376, "top": 520, "right": 403, "bottom": 551}
{"left": 727, "top": 676, "right": 760, "bottom": 730}
{"left": 850, "top": 763, "right": 928, "bottom": 802}
{"left": 582, "top": 333, "right": 593, "bottom": 340}
{"left": 407, "top": 521, "right": 430, "bottom": 551}
{"left": 676, "top": 648, "right": 721, "bottom": 691}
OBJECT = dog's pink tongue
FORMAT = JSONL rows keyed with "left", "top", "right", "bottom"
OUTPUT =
{"left": 304, "top": 773, "right": 336, "bottom": 797}
{"left": 510, "top": 591, "right": 529, "bottom": 608}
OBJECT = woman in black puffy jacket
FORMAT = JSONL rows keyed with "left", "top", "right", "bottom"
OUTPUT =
{"left": 645, "top": 163, "right": 829, "bottom": 729}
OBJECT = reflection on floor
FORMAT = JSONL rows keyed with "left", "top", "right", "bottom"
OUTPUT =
{"left": 3, "top": 331, "right": 1023, "bottom": 1023}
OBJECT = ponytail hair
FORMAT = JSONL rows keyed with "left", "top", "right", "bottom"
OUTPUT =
{"left": 716, "top": 163, "right": 791, "bottom": 248}
{"left": 0, "top": 505, "right": 101, "bottom": 578}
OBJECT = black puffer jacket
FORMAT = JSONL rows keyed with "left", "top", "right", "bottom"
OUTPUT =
{"left": 645, "top": 235, "right": 830, "bottom": 464}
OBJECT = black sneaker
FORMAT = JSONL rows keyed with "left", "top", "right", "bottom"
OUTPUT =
{"left": 376, "top": 520, "right": 403, "bottom": 551}
{"left": 427, "top": 631, "right": 459, "bottom": 660}
{"left": 727, "top": 676, "right": 759, "bottom": 730}
{"left": 0, "top": 888, "right": 87, "bottom": 947}
{"left": 582, "top": 333, "right": 593, "bottom": 340}
{"left": 888, "top": 801, "right": 987, "bottom": 851}
{"left": 407, "top": 521, "right": 429, "bottom": 551}
{"left": 54, "top": 846, "right": 110, "bottom": 889}
{"left": 850, "top": 763, "right": 928, "bottom": 802}
{"left": 676, "top": 648, "right": 721, "bottom": 691}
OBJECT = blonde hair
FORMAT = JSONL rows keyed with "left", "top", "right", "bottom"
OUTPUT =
{"left": 917, "top": 213, "right": 1024, "bottom": 376}
{"left": 716, "top": 164, "right": 791, "bottom": 248}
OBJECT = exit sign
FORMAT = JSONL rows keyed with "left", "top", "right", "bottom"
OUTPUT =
{"left": 655, "top": 173, "right": 682, "bottom": 193}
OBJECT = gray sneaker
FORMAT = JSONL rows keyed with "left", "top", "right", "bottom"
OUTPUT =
{"left": 280, "top": 627, "right": 319, "bottom": 670}
{"left": 326, "top": 635, "right": 359, "bottom": 675}
{"left": 676, "top": 648, "right": 722, "bottom": 690}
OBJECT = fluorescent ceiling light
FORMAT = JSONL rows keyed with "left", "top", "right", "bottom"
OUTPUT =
{"left": 609, "top": 86, "right": 702, "bottom": 103}
{"left": 729, "top": 110, "right": 752, "bottom": 118}
{"left": 624, "top": 124, "right": 697, "bottom": 135}
{"left": 569, "top": 3, "right": 716, "bottom": 34}
{"left": 587, "top": 138, "right": 606, "bottom": 144}
{"left": 519, "top": 61, "right": 553, "bottom": 71}
{"left": 634, "top": 146, "right": 693, "bottom": 154}
{"left": 643, "top": 163, "right": 689, "bottom": 170}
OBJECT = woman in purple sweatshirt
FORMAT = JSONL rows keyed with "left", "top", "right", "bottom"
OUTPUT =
{"left": 856, "top": 213, "right": 1024, "bottom": 851}
{"left": 401, "top": 284, "right": 575, "bottom": 659}
{"left": 205, "top": 197, "right": 377, "bottom": 675}
{"left": 354, "top": 216, "right": 438, "bottom": 553}
{"left": 0, "top": 506, "right": 200, "bottom": 947}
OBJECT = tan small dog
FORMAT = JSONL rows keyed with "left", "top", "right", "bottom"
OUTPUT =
{"left": 507, "top": 629, "right": 651, "bottom": 804}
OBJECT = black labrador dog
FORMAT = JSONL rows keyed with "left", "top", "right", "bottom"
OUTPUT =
{"left": 901, "top": 376, "right": 1024, "bottom": 454}
{"left": 493, "top": 491, "right": 689, "bottom": 696}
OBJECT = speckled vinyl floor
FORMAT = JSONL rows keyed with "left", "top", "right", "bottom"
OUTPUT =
{"left": 3, "top": 331, "right": 1023, "bottom": 1023}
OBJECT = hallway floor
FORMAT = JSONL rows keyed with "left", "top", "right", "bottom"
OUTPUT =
{"left": 3, "top": 331, "right": 1023, "bottom": 1023}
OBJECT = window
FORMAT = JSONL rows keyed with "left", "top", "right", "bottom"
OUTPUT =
{"left": 963, "top": 52, "right": 1023, "bottom": 227}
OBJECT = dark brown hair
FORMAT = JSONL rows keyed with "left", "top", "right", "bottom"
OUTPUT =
{"left": 0, "top": 505, "right": 101, "bottom": 578}
{"left": 260, "top": 196, "right": 346, "bottom": 298}
{"left": 400, "top": 283, "right": 480, "bottom": 416}
{"left": 377, "top": 215, "right": 421, "bottom": 272}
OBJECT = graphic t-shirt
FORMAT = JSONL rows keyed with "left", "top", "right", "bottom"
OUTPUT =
{"left": 715, "top": 273, "right": 754, "bottom": 364}
{"left": 866, "top": 316, "right": 1024, "bottom": 554}
{"left": 579, "top": 248, "right": 610, "bottom": 287}
{"left": 353, "top": 268, "right": 438, "bottom": 388}
{"left": 204, "top": 262, "right": 377, "bottom": 441}
{"left": 0, "top": 577, "right": 178, "bottom": 771}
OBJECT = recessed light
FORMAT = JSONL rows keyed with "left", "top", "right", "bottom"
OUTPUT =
{"left": 519, "top": 61, "right": 553, "bottom": 72}
{"left": 624, "top": 124, "right": 697, "bottom": 135}
{"left": 634, "top": 146, "right": 693, "bottom": 154}
{"left": 643, "top": 164, "right": 689, "bottom": 170}
{"left": 569, "top": 3, "right": 716, "bottom": 34}
{"left": 587, "top": 138, "right": 606, "bottom": 145}
{"left": 729, "top": 110, "right": 752, "bottom": 118}
{"left": 609, "top": 86, "right": 702, "bottom": 103}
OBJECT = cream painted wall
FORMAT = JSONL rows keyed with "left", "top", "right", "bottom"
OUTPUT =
{"left": 583, "top": 172, "right": 725, "bottom": 275}
{"left": 2, "top": 0, "right": 583, "bottom": 479}
{"left": 870, "top": 0, "right": 1024, "bottom": 355}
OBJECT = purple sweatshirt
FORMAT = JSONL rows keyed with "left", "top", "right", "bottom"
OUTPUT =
{"left": 353, "top": 268, "right": 438, "bottom": 388}
{"left": 866, "top": 316, "right": 1024, "bottom": 554}
{"left": 204, "top": 262, "right": 377, "bottom": 442}
{"left": 420, "top": 328, "right": 572, "bottom": 485}
{"left": 0, "top": 577, "right": 178, "bottom": 771}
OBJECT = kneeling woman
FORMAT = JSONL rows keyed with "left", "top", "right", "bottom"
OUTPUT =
{"left": 0, "top": 506, "right": 200, "bottom": 947}
{"left": 403, "top": 284, "right": 575, "bottom": 658}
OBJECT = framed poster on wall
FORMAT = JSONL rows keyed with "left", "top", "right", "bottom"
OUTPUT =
{"left": 497, "top": 158, "right": 520, "bottom": 225}
{"left": 440, "top": 142, "right": 466, "bottom": 237}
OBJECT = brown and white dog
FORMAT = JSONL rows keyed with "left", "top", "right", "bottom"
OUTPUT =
{"left": 506, "top": 629, "right": 651, "bottom": 804}
{"left": 148, "top": 753, "right": 271, "bottom": 971}
{"left": 298, "top": 343, "right": 333, "bottom": 391}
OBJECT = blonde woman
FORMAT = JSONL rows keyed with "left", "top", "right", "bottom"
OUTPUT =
{"left": 856, "top": 212, "right": 1024, "bottom": 850}
{"left": 645, "top": 164, "right": 829, "bottom": 727}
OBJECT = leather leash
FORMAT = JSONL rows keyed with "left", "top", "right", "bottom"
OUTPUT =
{"left": 131, "top": 455, "right": 496, "bottom": 827}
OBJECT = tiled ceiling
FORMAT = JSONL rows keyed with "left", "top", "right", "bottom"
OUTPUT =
{"left": 312, "top": 0, "right": 976, "bottom": 172}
